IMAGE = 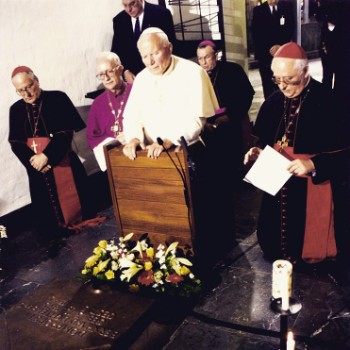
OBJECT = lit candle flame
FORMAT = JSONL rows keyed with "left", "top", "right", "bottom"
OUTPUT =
{"left": 287, "top": 331, "right": 295, "bottom": 350}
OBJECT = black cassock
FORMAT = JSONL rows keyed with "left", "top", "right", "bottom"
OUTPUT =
{"left": 8, "top": 90, "right": 88, "bottom": 235}
{"left": 252, "top": 78, "right": 349, "bottom": 264}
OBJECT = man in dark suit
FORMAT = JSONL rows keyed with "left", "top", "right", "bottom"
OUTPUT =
{"left": 252, "top": 0, "right": 294, "bottom": 98}
{"left": 111, "top": 0, "right": 176, "bottom": 83}
{"left": 196, "top": 40, "right": 255, "bottom": 256}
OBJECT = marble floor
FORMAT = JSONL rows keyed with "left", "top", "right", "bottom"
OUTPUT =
{"left": 2, "top": 60, "right": 350, "bottom": 350}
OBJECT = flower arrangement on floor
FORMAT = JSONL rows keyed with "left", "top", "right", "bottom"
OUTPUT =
{"left": 81, "top": 233, "right": 201, "bottom": 298}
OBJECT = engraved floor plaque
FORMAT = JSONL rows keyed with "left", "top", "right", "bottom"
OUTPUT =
{"left": 0, "top": 278, "right": 155, "bottom": 350}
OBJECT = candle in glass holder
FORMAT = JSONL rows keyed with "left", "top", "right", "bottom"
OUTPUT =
{"left": 272, "top": 259, "right": 293, "bottom": 310}
{"left": 286, "top": 331, "right": 295, "bottom": 350}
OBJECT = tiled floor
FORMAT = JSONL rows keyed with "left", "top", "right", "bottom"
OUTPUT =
{"left": 2, "top": 60, "right": 350, "bottom": 350}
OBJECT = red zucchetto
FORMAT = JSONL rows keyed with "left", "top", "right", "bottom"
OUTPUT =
{"left": 11, "top": 66, "right": 33, "bottom": 78}
{"left": 274, "top": 42, "right": 307, "bottom": 59}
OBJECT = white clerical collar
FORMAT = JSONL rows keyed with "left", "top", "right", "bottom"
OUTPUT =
{"left": 131, "top": 11, "right": 144, "bottom": 30}
{"left": 269, "top": 5, "right": 277, "bottom": 13}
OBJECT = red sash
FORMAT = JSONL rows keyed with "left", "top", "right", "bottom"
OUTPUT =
{"left": 274, "top": 145, "right": 337, "bottom": 263}
{"left": 27, "top": 137, "right": 82, "bottom": 227}
{"left": 27, "top": 137, "right": 50, "bottom": 154}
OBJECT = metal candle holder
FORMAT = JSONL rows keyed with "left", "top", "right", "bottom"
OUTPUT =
{"left": 270, "top": 297, "right": 302, "bottom": 350}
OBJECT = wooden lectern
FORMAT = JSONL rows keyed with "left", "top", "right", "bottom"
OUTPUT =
{"left": 104, "top": 143, "right": 196, "bottom": 248}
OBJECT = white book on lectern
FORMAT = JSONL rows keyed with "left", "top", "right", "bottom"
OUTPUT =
{"left": 243, "top": 145, "right": 293, "bottom": 196}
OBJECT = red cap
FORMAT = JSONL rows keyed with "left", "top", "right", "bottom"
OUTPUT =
{"left": 198, "top": 40, "right": 216, "bottom": 50}
{"left": 11, "top": 66, "right": 33, "bottom": 78}
{"left": 274, "top": 42, "right": 307, "bottom": 59}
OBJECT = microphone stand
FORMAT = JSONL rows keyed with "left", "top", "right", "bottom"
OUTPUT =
{"left": 157, "top": 137, "right": 189, "bottom": 208}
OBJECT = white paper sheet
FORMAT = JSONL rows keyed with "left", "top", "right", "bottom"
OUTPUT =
{"left": 243, "top": 145, "right": 293, "bottom": 196}
{"left": 92, "top": 137, "right": 115, "bottom": 172}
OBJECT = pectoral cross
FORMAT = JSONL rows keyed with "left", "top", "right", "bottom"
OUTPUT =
{"left": 110, "top": 122, "right": 120, "bottom": 137}
{"left": 31, "top": 139, "right": 38, "bottom": 153}
{"left": 277, "top": 134, "right": 288, "bottom": 149}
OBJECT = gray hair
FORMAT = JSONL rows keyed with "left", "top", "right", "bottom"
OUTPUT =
{"left": 12, "top": 70, "right": 38, "bottom": 81}
{"left": 293, "top": 58, "right": 308, "bottom": 73}
{"left": 137, "top": 27, "right": 170, "bottom": 49}
{"left": 96, "top": 51, "right": 122, "bottom": 66}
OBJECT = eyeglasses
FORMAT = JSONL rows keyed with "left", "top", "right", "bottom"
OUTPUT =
{"left": 16, "top": 81, "right": 36, "bottom": 96}
{"left": 96, "top": 67, "right": 118, "bottom": 80}
{"left": 272, "top": 76, "right": 302, "bottom": 86}
{"left": 123, "top": 0, "right": 139, "bottom": 9}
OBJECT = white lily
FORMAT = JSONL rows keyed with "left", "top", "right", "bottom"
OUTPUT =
{"left": 165, "top": 241, "right": 178, "bottom": 258}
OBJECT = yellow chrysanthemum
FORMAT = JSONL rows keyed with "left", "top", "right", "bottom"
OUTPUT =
{"left": 93, "top": 246, "right": 104, "bottom": 256}
{"left": 81, "top": 269, "right": 88, "bottom": 275}
{"left": 105, "top": 270, "right": 115, "bottom": 280}
{"left": 98, "top": 240, "right": 108, "bottom": 249}
{"left": 144, "top": 261, "right": 153, "bottom": 271}
{"left": 170, "top": 259, "right": 182, "bottom": 275}
{"left": 85, "top": 255, "right": 99, "bottom": 267}
{"left": 92, "top": 266, "right": 99, "bottom": 276}
{"left": 97, "top": 258, "right": 110, "bottom": 272}
{"left": 180, "top": 265, "right": 190, "bottom": 276}
{"left": 146, "top": 247, "right": 154, "bottom": 258}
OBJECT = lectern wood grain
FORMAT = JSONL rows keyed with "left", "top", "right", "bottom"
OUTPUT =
{"left": 105, "top": 144, "right": 195, "bottom": 247}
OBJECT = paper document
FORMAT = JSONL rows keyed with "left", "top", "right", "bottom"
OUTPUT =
{"left": 244, "top": 145, "right": 292, "bottom": 196}
{"left": 93, "top": 137, "right": 115, "bottom": 172}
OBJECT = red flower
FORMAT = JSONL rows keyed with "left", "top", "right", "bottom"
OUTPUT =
{"left": 166, "top": 273, "right": 184, "bottom": 284}
{"left": 137, "top": 270, "right": 155, "bottom": 286}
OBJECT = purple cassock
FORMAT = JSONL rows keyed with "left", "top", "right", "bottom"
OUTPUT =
{"left": 86, "top": 83, "right": 132, "bottom": 150}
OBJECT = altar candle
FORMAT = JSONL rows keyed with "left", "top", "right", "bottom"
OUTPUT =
{"left": 272, "top": 260, "right": 292, "bottom": 310}
{"left": 286, "top": 331, "right": 295, "bottom": 350}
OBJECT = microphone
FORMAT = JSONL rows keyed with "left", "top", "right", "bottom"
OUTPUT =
{"left": 157, "top": 137, "right": 189, "bottom": 207}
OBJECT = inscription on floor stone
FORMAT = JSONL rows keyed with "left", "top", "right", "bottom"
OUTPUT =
{"left": 1, "top": 279, "right": 154, "bottom": 350}
{"left": 21, "top": 295, "right": 119, "bottom": 339}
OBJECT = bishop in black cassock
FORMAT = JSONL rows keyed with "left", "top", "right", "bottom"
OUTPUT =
{"left": 9, "top": 66, "right": 92, "bottom": 241}
{"left": 244, "top": 43, "right": 349, "bottom": 267}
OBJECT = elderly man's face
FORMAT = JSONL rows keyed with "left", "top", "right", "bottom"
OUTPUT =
{"left": 197, "top": 46, "right": 217, "bottom": 73}
{"left": 96, "top": 59, "right": 123, "bottom": 93}
{"left": 12, "top": 73, "right": 41, "bottom": 104}
{"left": 271, "top": 58, "right": 309, "bottom": 99}
{"left": 138, "top": 34, "right": 172, "bottom": 75}
{"left": 268, "top": 0, "right": 278, "bottom": 5}
{"left": 122, "top": 0, "right": 143, "bottom": 18}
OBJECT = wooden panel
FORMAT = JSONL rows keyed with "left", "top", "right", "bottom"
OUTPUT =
{"left": 114, "top": 167, "right": 184, "bottom": 181}
{"left": 118, "top": 199, "right": 190, "bottom": 232}
{"left": 112, "top": 176, "right": 185, "bottom": 203}
{"left": 105, "top": 144, "right": 195, "bottom": 248}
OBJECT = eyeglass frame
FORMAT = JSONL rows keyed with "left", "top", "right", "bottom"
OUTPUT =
{"left": 96, "top": 66, "right": 119, "bottom": 81}
{"left": 271, "top": 75, "right": 303, "bottom": 86}
{"left": 16, "top": 81, "right": 36, "bottom": 96}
